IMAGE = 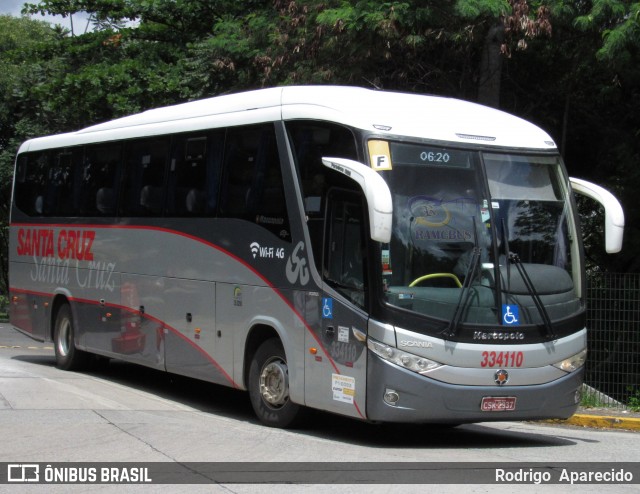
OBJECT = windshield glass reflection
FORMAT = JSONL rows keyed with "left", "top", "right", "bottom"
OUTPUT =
{"left": 376, "top": 142, "right": 580, "bottom": 329}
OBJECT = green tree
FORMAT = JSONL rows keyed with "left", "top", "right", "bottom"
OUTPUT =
{"left": 183, "top": 0, "right": 553, "bottom": 102}
{"left": 0, "top": 15, "right": 64, "bottom": 293}
{"left": 574, "top": 0, "right": 640, "bottom": 62}
{"left": 556, "top": 0, "right": 640, "bottom": 272}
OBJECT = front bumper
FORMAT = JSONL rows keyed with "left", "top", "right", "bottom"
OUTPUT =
{"left": 366, "top": 350, "right": 582, "bottom": 424}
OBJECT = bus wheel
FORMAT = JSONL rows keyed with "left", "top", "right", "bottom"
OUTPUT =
{"left": 54, "top": 304, "right": 87, "bottom": 371}
{"left": 249, "top": 338, "right": 302, "bottom": 428}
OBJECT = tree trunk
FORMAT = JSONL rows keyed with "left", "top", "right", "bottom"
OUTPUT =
{"left": 477, "top": 24, "right": 504, "bottom": 109}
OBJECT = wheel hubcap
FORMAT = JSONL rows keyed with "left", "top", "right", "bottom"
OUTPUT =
{"left": 259, "top": 358, "right": 289, "bottom": 408}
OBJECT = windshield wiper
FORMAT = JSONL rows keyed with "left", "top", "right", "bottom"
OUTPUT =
{"left": 507, "top": 253, "right": 556, "bottom": 340}
{"left": 500, "top": 219, "right": 556, "bottom": 341}
{"left": 443, "top": 217, "right": 481, "bottom": 339}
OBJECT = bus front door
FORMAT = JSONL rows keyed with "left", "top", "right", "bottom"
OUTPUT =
{"left": 305, "top": 189, "right": 369, "bottom": 420}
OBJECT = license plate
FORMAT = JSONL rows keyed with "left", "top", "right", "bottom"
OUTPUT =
{"left": 481, "top": 396, "right": 517, "bottom": 412}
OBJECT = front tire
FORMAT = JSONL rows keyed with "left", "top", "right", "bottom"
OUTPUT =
{"left": 248, "top": 338, "right": 302, "bottom": 428}
{"left": 54, "top": 304, "right": 88, "bottom": 371}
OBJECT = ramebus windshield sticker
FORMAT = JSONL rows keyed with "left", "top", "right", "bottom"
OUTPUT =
{"left": 408, "top": 196, "right": 476, "bottom": 242}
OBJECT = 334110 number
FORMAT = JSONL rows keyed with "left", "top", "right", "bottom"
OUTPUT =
{"left": 480, "top": 351, "right": 524, "bottom": 368}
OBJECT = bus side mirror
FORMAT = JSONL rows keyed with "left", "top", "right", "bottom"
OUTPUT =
{"left": 570, "top": 177, "right": 624, "bottom": 254}
{"left": 322, "top": 157, "right": 393, "bottom": 243}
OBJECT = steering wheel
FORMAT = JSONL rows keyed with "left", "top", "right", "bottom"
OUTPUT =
{"left": 408, "top": 273, "right": 462, "bottom": 288}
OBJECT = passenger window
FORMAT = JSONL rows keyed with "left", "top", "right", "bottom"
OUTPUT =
{"left": 121, "top": 138, "right": 169, "bottom": 216}
{"left": 50, "top": 149, "right": 82, "bottom": 216}
{"left": 15, "top": 152, "right": 49, "bottom": 216}
{"left": 167, "top": 132, "right": 223, "bottom": 216}
{"left": 79, "top": 143, "right": 122, "bottom": 216}
{"left": 220, "top": 125, "right": 290, "bottom": 241}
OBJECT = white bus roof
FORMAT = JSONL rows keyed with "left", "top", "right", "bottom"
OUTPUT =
{"left": 18, "top": 86, "right": 557, "bottom": 153}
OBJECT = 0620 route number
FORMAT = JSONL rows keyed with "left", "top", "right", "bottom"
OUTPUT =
{"left": 480, "top": 351, "right": 524, "bottom": 368}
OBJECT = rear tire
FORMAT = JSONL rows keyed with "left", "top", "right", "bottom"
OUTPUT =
{"left": 248, "top": 338, "right": 302, "bottom": 428}
{"left": 54, "top": 304, "right": 88, "bottom": 371}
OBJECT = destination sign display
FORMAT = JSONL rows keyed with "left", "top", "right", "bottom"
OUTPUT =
{"left": 391, "top": 143, "right": 473, "bottom": 169}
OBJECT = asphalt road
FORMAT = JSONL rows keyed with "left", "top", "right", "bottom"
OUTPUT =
{"left": 1, "top": 323, "right": 638, "bottom": 493}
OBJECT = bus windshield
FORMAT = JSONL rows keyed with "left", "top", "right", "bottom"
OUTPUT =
{"left": 378, "top": 141, "right": 581, "bottom": 328}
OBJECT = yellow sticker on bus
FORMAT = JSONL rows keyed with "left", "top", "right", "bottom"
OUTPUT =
{"left": 368, "top": 140, "right": 393, "bottom": 171}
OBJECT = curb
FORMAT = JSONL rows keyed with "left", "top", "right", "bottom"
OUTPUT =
{"left": 553, "top": 414, "right": 640, "bottom": 431}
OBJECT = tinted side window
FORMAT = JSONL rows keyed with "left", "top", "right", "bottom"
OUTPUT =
{"left": 50, "top": 148, "right": 82, "bottom": 216}
{"left": 286, "top": 121, "right": 358, "bottom": 269}
{"left": 121, "top": 138, "right": 169, "bottom": 216}
{"left": 286, "top": 121, "right": 358, "bottom": 216}
{"left": 167, "top": 131, "right": 224, "bottom": 217}
{"left": 325, "top": 190, "right": 367, "bottom": 309}
{"left": 15, "top": 152, "right": 49, "bottom": 216}
{"left": 16, "top": 146, "right": 120, "bottom": 217}
{"left": 220, "top": 125, "right": 290, "bottom": 241}
{"left": 79, "top": 143, "right": 122, "bottom": 216}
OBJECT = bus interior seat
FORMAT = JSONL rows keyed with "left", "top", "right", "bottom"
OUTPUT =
{"left": 96, "top": 188, "right": 115, "bottom": 214}
{"left": 140, "top": 185, "right": 163, "bottom": 213}
{"left": 35, "top": 196, "right": 44, "bottom": 215}
{"left": 186, "top": 188, "right": 205, "bottom": 214}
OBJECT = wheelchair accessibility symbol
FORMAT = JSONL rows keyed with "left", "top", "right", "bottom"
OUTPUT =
{"left": 502, "top": 305, "right": 519, "bottom": 326}
{"left": 322, "top": 298, "right": 333, "bottom": 319}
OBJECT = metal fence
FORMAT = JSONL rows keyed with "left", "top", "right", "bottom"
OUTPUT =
{"left": 585, "top": 272, "right": 640, "bottom": 408}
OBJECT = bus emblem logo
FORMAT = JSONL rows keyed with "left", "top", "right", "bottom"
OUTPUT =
{"left": 494, "top": 369, "right": 509, "bottom": 386}
{"left": 286, "top": 241, "right": 310, "bottom": 286}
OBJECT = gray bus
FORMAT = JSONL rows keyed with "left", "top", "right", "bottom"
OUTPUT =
{"left": 9, "top": 86, "right": 624, "bottom": 427}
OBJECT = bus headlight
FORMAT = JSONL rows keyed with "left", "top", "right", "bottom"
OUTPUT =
{"left": 552, "top": 349, "right": 587, "bottom": 372}
{"left": 367, "top": 338, "right": 442, "bottom": 375}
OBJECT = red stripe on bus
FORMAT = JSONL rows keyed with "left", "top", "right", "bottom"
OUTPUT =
{"left": 9, "top": 223, "right": 364, "bottom": 416}
{"left": 10, "top": 222, "right": 341, "bottom": 374}
{"left": 79, "top": 296, "right": 240, "bottom": 389}
{"left": 9, "top": 288, "right": 239, "bottom": 388}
